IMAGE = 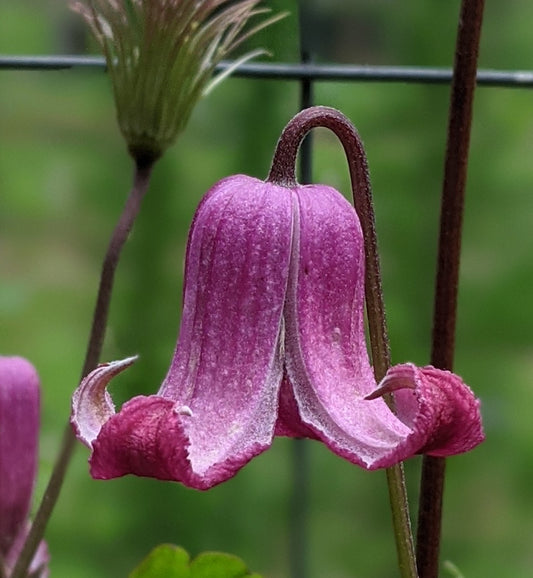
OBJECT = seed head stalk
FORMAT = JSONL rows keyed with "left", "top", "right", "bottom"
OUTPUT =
{"left": 11, "top": 160, "right": 154, "bottom": 578}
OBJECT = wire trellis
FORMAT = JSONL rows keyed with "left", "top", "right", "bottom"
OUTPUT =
{"left": 2, "top": 55, "right": 533, "bottom": 87}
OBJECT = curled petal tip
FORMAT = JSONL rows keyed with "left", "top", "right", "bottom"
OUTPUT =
{"left": 365, "top": 369, "right": 417, "bottom": 400}
{"left": 388, "top": 363, "right": 485, "bottom": 460}
{"left": 418, "top": 365, "right": 485, "bottom": 457}
{"left": 100, "top": 355, "right": 139, "bottom": 371}
{"left": 71, "top": 356, "right": 138, "bottom": 448}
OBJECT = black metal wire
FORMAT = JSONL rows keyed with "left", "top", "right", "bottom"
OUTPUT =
{"left": 2, "top": 54, "right": 533, "bottom": 87}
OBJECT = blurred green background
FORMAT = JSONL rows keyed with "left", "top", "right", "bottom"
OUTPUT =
{"left": 1, "top": 1, "right": 532, "bottom": 576}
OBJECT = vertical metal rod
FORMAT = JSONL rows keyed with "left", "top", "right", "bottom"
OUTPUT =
{"left": 416, "top": 1, "right": 485, "bottom": 576}
{"left": 288, "top": 7, "right": 314, "bottom": 577}
{"left": 289, "top": 438, "right": 310, "bottom": 578}
{"left": 299, "top": 52, "right": 314, "bottom": 183}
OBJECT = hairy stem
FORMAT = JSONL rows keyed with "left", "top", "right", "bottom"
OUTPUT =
{"left": 268, "top": 106, "right": 417, "bottom": 578}
{"left": 11, "top": 160, "right": 154, "bottom": 578}
{"left": 416, "top": 1, "right": 485, "bottom": 576}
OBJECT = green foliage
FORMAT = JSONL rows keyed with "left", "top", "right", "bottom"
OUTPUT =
{"left": 130, "top": 545, "right": 190, "bottom": 578}
{"left": 129, "top": 545, "right": 261, "bottom": 578}
{"left": 189, "top": 552, "right": 261, "bottom": 578}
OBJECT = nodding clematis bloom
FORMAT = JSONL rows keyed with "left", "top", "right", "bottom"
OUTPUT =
{"left": 72, "top": 175, "right": 484, "bottom": 490}
{"left": 72, "top": 0, "right": 285, "bottom": 163}
{"left": 0, "top": 356, "right": 49, "bottom": 577}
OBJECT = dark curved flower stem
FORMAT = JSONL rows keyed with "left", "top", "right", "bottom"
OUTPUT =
{"left": 416, "top": 1, "right": 485, "bottom": 577}
{"left": 11, "top": 159, "right": 154, "bottom": 578}
{"left": 268, "top": 106, "right": 418, "bottom": 578}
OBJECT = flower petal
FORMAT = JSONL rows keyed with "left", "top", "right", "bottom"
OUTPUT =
{"left": 282, "top": 186, "right": 483, "bottom": 468}
{"left": 159, "top": 176, "right": 293, "bottom": 483}
{"left": 275, "top": 375, "right": 320, "bottom": 439}
{"left": 89, "top": 396, "right": 194, "bottom": 484}
{"left": 89, "top": 176, "right": 294, "bottom": 487}
{"left": 90, "top": 395, "right": 272, "bottom": 490}
{"left": 70, "top": 356, "right": 138, "bottom": 447}
{"left": 0, "top": 356, "right": 39, "bottom": 558}
{"left": 371, "top": 363, "right": 485, "bottom": 461}
{"left": 283, "top": 185, "right": 410, "bottom": 467}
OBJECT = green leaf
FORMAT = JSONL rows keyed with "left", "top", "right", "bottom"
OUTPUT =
{"left": 190, "top": 552, "right": 261, "bottom": 578}
{"left": 129, "top": 545, "right": 262, "bottom": 578}
{"left": 129, "top": 544, "right": 190, "bottom": 578}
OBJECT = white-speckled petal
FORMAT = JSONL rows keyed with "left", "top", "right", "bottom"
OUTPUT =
{"left": 283, "top": 184, "right": 413, "bottom": 467}
{"left": 87, "top": 176, "right": 294, "bottom": 487}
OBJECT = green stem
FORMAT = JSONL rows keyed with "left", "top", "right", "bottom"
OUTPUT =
{"left": 416, "top": 1, "right": 485, "bottom": 576}
{"left": 11, "top": 160, "right": 154, "bottom": 578}
{"left": 268, "top": 106, "right": 417, "bottom": 578}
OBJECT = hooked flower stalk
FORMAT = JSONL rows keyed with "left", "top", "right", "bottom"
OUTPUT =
{"left": 72, "top": 0, "right": 285, "bottom": 164}
{"left": 0, "top": 356, "right": 49, "bottom": 578}
{"left": 71, "top": 108, "right": 484, "bottom": 490}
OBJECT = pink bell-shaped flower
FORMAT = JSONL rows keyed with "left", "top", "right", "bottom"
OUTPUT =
{"left": 71, "top": 174, "right": 484, "bottom": 490}
{"left": 0, "top": 356, "right": 49, "bottom": 577}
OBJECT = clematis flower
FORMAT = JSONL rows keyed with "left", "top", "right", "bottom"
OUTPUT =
{"left": 71, "top": 175, "right": 484, "bottom": 490}
{"left": 0, "top": 356, "right": 49, "bottom": 577}
{"left": 72, "top": 0, "right": 285, "bottom": 163}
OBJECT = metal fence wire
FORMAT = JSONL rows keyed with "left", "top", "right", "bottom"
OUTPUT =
{"left": 2, "top": 55, "right": 533, "bottom": 87}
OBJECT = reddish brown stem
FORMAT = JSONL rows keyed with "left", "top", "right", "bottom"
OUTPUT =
{"left": 268, "top": 107, "right": 390, "bottom": 376}
{"left": 416, "top": 1, "right": 485, "bottom": 576}
{"left": 11, "top": 160, "right": 153, "bottom": 578}
{"left": 268, "top": 106, "right": 417, "bottom": 578}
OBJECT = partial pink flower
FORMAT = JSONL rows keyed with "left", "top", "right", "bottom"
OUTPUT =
{"left": 71, "top": 175, "right": 484, "bottom": 490}
{"left": 0, "top": 356, "right": 49, "bottom": 577}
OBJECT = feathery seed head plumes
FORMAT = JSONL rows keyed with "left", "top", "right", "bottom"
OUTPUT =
{"left": 72, "top": 0, "right": 285, "bottom": 164}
